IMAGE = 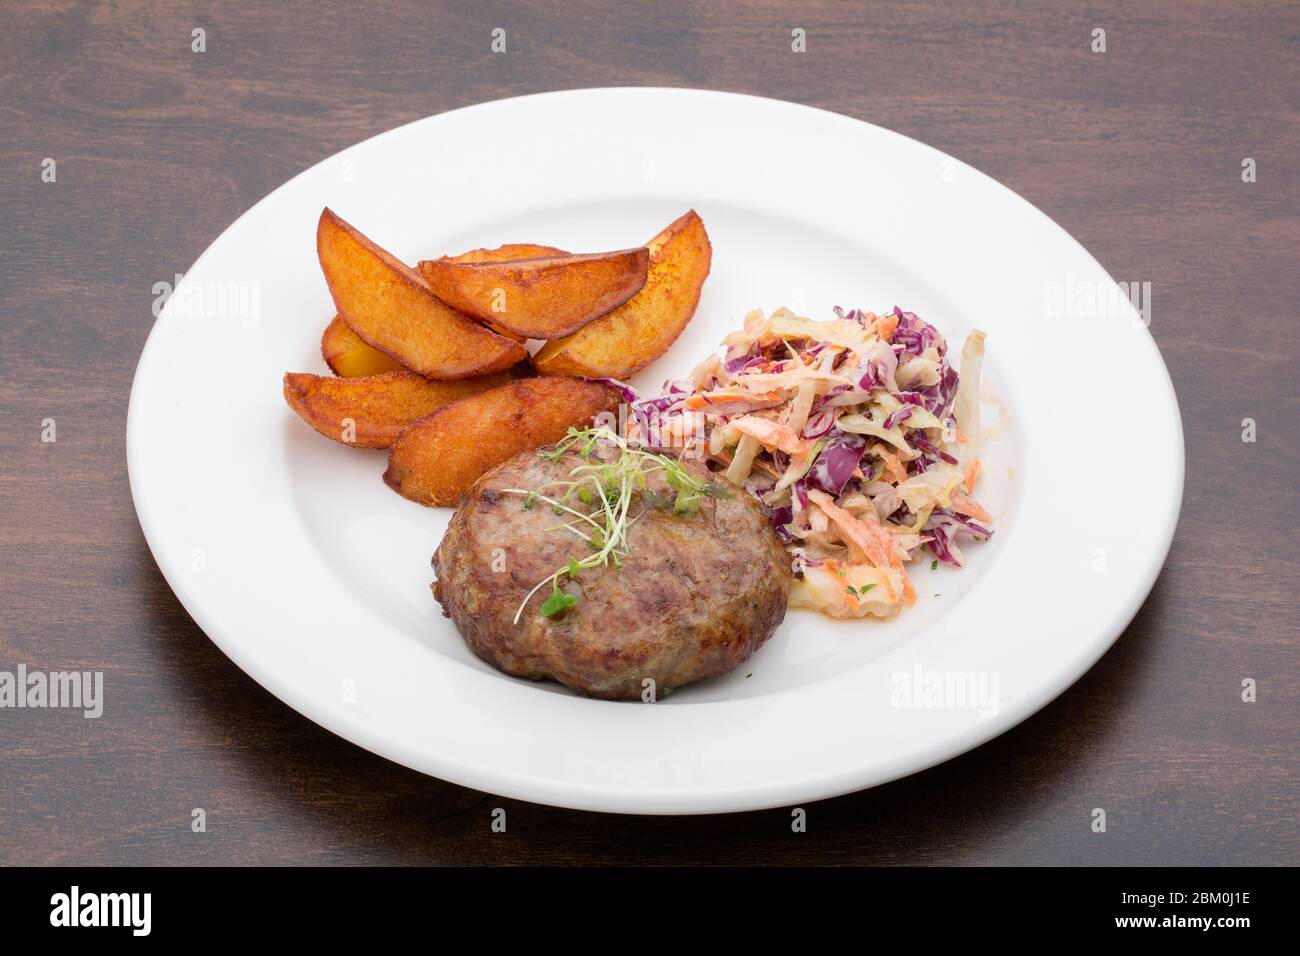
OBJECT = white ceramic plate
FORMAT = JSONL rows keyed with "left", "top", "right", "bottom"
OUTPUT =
{"left": 128, "top": 88, "right": 1182, "bottom": 814}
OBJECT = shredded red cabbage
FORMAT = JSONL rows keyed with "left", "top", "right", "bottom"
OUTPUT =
{"left": 892, "top": 307, "right": 948, "bottom": 358}
{"left": 801, "top": 407, "right": 836, "bottom": 439}
{"left": 911, "top": 435, "right": 959, "bottom": 465}
{"left": 792, "top": 478, "right": 810, "bottom": 511}
{"left": 931, "top": 509, "right": 992, "bottom": 539}
{"left": 759, "top": 501, "right": 795, "bottom": 542}
{"left": 805, "top": 432, "right": 866, "bottom": 497}
{"left": 882, "top": 406, "right": 914, "bottom": 430}
{"left": 723, "top": 344, "right": 764, "bottom": 375}
{"left": 833, "top": 305, "right": 870, "bottom": 326}
{"left": 584, "top": 377, "right": 639, "bottom": 404}
{"left": 924, "top": 526, "right": 961, "bottom": 567}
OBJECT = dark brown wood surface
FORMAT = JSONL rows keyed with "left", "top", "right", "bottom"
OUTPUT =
{"left": 1, "top": 0, "right": 1296, "bottom": 865}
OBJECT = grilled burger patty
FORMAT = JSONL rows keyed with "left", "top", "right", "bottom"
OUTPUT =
{"left": 432, "top": 444, "right": 791, "bottom": 699}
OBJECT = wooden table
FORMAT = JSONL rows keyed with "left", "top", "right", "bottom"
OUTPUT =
{"left": 1, "top": 1, "right": 1295, "bottom": 865}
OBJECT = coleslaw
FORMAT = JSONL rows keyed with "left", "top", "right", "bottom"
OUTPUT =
{"left": 616, "top": 306, "right": 992, "bottom": 619}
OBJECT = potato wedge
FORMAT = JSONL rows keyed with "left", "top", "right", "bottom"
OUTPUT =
{"left": 317, "top": 208, "right": 527, "bottom": 379}
{"left": 418, "top": 247, "right": 649, "bottom": 339}
{"left": 427, "top": 245, "right": 571, "bottom": 343}
{"left": 319, "top": 246, "right": 568, "bottom": 368}
{"left": 383, "top": 378, "right": 621, "bottom": 506}
{"left": 321, "top": 314, "right": 403, "bottom": 377}
{"left": 443, "top": 243, "right": 569, "bottom": 264}
{"left": 284, "top": 370, "right": 516, "bottom": 449}
{"left": 532, "top": 210, "right": 711, "bottom": 379}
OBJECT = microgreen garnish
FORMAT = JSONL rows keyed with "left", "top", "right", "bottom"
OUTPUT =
{"left": 845, "top": 583, "right": 877, "bottom": 598}
{"left": 503, "top": 426, "right": 731, "bottom": 623}
{"left": 931, "top": 559, "right": 939, "bottom": 571}
{"left": 539, "top": 579, "right": 577, "bottom": 618}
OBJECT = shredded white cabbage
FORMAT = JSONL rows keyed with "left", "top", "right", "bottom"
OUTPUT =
{"left": 953, "top": 329, "right": 986, "bottom": 443}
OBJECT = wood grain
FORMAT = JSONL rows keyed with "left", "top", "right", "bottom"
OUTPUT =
{"left": 0, "top": 0, "right": 1296, "bottom": 865}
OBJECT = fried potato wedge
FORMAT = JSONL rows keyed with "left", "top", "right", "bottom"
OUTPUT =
{"left": 284, "top": 370, "right": 516, "bottom": 449}
{"left": 321, "top": 314, "right": 403, "bottom": 377}
{"left": 320, "top": 246, "right": 568, "bottom": 365}
{"left": 426, "top": 245, "right": 572, "bottom": 343}
{"left": 383, "top": 378, "right": 621, "bottom": 507}
{"left": 532, "top": 210, "right": 711, "bottom": 379}
{"left": 443, "top": 243, "right": 569, "bottom": 264}
{"left": 317, "top": 208, "right": 527, "bottom": 379}
{"left": 418, "top": 247, "right": 649, "bottom": 340}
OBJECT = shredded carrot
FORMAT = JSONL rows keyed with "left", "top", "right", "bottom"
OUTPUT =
{"left": 873, "top": 444, "right": 909, "bottom": 484}
{"left": 872, "top": 569, "right": 898, "bottom": 604}
{"left": 873, "top": 312, "right": 899, "bottom": 342}
{"left": 684, "top": 389, "right": 785, "bottom": 412}
{"left": 963, "top": 458, "right": 981, "bottom": 492}
{"left": 949, "top": 492, "right": 991, "bottom": 524}
{"left": 807, "top": 489, "right": 901, "bottom": 573}
{"left": 731, "top": 415, "right": 802, "bottom": 455}
{"left": 900, "top": 574, "right": 916, "bottom": 607}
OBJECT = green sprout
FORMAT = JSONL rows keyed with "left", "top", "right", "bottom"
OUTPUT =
{"left": 502, "top": 425, "right": 730, "bottom": 624}
{"left": 539, "top": 579, "right": 577, "bottom": 618}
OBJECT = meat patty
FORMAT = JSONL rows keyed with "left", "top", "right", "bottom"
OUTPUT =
{"left": 432, "top": 443, "right": 791, "bottom": 699}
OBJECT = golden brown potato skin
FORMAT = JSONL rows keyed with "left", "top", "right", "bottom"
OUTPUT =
{"left": 321, "top": 248, "right": 567, "bottom": 362}
{"left": 383, "top": 378, "right": 621, "bottom": 506}
{"left": 316, "top": 208, "right": 527, "bottom": 379}
{"left": 320, "top": 314, "right": 403, "bottom": 377}
{"left": 532, "top": 210, "right": 711, "bottom": 379}
{"left": 432, "top": 447, "right": 791, "bottom": 699}
{"left": 283, "top": 370, "right": 516, "bottom": 449}
{"left": 431, "top": 244, "right": 570, "bottom": 342}
{"left": 418, "top": 247, "right": 649, "bottom": 340}
{"left": 442, "top": 243, "right": 569, "bottom": 264}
